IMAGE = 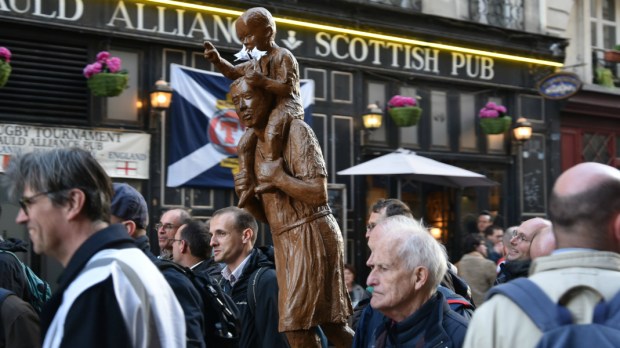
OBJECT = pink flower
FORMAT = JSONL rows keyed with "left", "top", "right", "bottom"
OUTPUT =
{"left": 83, "top": 62, "right": 102, "bottom": 78}
{"left": 479, "top": 101, "right": 507, "bottom": 118}
{"left": 84, "top": 51, "right": 125, "bottom": 79}
{"left": 0, "top": 47, "right": 11, "bottom": 63}
{"left": 389, "top": 95, "right": 417, "bottom": 108}
{"left": 96, "top": 51, "right": 110, "bottom": 62}
{"left": 106, "top": 57, "right": 122, "bottom": 73}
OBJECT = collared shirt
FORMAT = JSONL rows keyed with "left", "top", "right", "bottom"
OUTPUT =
{"left": 190, "top": 260, "right": 205, "bottom": 270}
{"left": 221, "top": 253, "right": 252, "bottom": 287}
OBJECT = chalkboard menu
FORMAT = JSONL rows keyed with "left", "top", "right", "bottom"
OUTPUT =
{"left": 520, "top": 133, "right": 547, "bottom": 215}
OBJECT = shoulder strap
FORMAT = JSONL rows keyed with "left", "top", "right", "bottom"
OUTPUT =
{"left": 247, "top": 267, "right": 269, "bottom": 315}
{"left": 0, "top": 288, "right": 14, "bottom": 306}
{"left": 486, "top": 278, "right": 571, "bottom": 331}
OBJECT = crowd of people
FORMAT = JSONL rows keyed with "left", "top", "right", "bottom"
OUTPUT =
{"left": 1, "top": 149, "right": 620, "bottom": 348}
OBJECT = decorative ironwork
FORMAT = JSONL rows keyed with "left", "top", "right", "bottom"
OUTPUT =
{"left": 470, "top": 0, "right": 524, "bottom": 30}
{"left": 583, "top": 132, "right": 613, "bottom": 165}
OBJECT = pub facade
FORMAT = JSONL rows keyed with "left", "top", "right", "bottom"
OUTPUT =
{"left": 0, "top": 0, "right": 565, "bottom": 285}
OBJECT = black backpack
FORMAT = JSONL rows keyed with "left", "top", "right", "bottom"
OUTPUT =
{"left": 158, "top": 261, "right": 240, "bottom": 348}
{"left": 0, "top": 250, "right": 51, "bottom": 314}
{"left": 487, "top": 278, "right": 620, "bottom": 348}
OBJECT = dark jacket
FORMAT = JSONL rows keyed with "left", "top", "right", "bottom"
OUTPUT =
{"left": 135, "top": 235, "right": 206, "bottom": 348}
{"left": 193, "top": 258, "right": 224, "bottom": 283}
{"left": 41, "top": 225, "right": 185, "bottom": 347}
{"left": 353, "top": 287, "right": 472, "bottom": 348}
{"left": 494, "top": 260, "right": 531, "bottom": 285}
{"left": 0, "top": 288, "right": 40, "bottom": 348}
{"left": 0, "top": 239, "right": 30, "bottom": 302}
{"left": 220, "top": 248, "right": 289, "bottom": 348}
{"left": 41, "top": 225, "right": 140, "bottom": 345}
{"left": 371, "top": 291, "right": 468, "bottom": 348}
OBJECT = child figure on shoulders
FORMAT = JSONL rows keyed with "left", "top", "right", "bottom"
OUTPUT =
{"left": 204, "top": 7, "right": 304, "bottom": 207}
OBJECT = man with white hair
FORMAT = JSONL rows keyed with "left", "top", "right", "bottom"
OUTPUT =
{"left": 364, "top": 215, "right": 468, "bottom": 347}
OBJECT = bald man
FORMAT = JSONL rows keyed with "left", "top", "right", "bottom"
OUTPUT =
{"left": 465, "top": 162, "right": 620, "bottom": 348}
{"left": 495, "top": 217, "right": 551, "bottom": 285}
{"left": 529, "top": 226, "right": 555, "bottom": 260}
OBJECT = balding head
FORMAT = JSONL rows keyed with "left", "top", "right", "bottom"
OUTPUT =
{"left": 506, "top": 218, "right": 551, "bottom": 261}
{"left": 549, "top": 162, "right": 620, "bottom": 251}
{"left": 529, "top": 226, "right": 556, "bottom": 259}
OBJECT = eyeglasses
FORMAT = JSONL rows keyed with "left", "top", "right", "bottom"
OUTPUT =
{"left": 169, "top": 238, "right": 184, "bottom": 244}
{"left": 155, "top": 223, "right": 179, "bottom": 232}
{"left": 511, "top": 232, "right": 531, "bottom": 243}
{"left": 19, "top": 191, "right": 55, "bottom": 216}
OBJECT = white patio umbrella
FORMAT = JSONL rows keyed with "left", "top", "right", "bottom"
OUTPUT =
{"left": 337, "top": 148, "right": 498, "bottom": 188}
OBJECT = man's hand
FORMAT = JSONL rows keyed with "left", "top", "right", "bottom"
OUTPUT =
{"left": 203, "top": 41, "right": 221, "bottom": 64}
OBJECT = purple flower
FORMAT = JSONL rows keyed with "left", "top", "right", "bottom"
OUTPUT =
{"left": 479, "top": 101, "right": 507, "bottom": 118}
{"left": 0, "top": 47, "right": 11, "bottom": 63}
{"left": 389, "top": 95, "right": 417, "bottom": 107}
{"left": 96, "top": 51, "right": 110, "bottom": 62}
{"left": 84, "top": 51, "right": 124, "bottom": 79}
{"left": 83, "top": 62, "right": 103, "bottom": 78}
{"left": 106, "top": 57, "right": 122, "bottom": 73}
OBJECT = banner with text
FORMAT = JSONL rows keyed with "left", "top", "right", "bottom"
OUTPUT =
{"left": 0, "top": 124, "right": 151, "bottom": 179}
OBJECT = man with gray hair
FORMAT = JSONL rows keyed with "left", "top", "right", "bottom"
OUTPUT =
{"left": 4, "top": 148, "right": 185, "bottom": 347}
{"left": 364, "top": 215, "right": 468, "bottom": 347}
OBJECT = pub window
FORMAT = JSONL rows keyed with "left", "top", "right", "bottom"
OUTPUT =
{"left": 459, "top": 93, "right": 477, "bottom": 152}
{"left": 519, "top": 94, "right": 544, "bottom": 123}
{"left": 331, "top": 71, "right": 353, "bottom": 103}
{"left": 305, "top": 68, "right": 327, "bottom": 101}
{"left": 430, "top": 90, "right": 449, "bottom": 149}
{"left": 105, "top": 49, "right": 140, "bottom": 123}
{"left": 367, "top": 81, "right": 387, "bottom": 143}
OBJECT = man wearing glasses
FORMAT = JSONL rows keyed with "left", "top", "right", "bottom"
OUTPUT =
{"left": 156, "top": 208, "right": 191, "bottom": 260}
{"left": 495, "top": 217, "right": 551, "bottom": 285}
{"left": 171, "top": 219, "right": 222, "bottom": 280}
{"left": 5, "top": 148, "right": 185, "bottom": 347}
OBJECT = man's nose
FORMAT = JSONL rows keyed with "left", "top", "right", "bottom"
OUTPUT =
{"left": 15, "top": 209, "right": 28, "bottom": 224}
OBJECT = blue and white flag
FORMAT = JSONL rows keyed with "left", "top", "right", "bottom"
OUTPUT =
{"left": 167, "top": 64, "right": 314, "bottom": 188}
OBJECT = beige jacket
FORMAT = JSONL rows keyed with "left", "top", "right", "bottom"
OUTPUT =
{"left": 463, "top": 251, "right": 620, "bottom": 348}
{"left": 455, "top": 252, "right": 496, "bottom": 306}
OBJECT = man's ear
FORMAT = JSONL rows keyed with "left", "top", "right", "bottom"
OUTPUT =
{"left": 242, "top": 228, "right": 254, "bottom": 244}
{"left": 124, "top": 221, "right": 137, "bottom": 238}
{"left": 65, "top": 188, "right": 86, "bottom": 220}
{"left": 412, "top": 266, "right": 429, "bottom": 291}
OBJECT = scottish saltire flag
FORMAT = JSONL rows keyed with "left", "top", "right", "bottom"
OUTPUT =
{"left": 167, "top": 63, "right": 315, "bottom": 188}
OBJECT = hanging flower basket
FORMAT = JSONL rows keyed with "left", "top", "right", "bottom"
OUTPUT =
{"left": 83, "top": 51, "right": 128, "bottom": 97}
{"left": 388, "top": 95, "right": 422, "bottom": 127}
{"left": 0, "top": 46, "right": 11, "bottom": 88}
{"left": 389, "top": 106, "right": 423, "bottom": 127}
{"left": 480, "top": 116, "right": 512, "bottom": 134}
{"left": 604, "top": 49, "right": 620, "bottom": 63}
{"left": 479, "top": 102, "right": 511, "bottom": 134}
{"left": 87, "top": 73, "right": 128, "bottom": 97}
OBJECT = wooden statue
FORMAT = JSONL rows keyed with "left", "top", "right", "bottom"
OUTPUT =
{"left": 204, "top": 7, "right": 353, "bottom": 347}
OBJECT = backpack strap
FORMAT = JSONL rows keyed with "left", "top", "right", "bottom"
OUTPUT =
{"left": 486, "top": 278, "right": 571, "bottom": 331}
{"left": 247, "top": 267, "right": 268, "bottom": 316}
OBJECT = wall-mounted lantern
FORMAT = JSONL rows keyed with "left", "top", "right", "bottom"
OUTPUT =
{"left": 150, "top": 79, "right": 173, "bottom": 111}
{"left": 362, "top": 103, "right": 383, "bottom": 131}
